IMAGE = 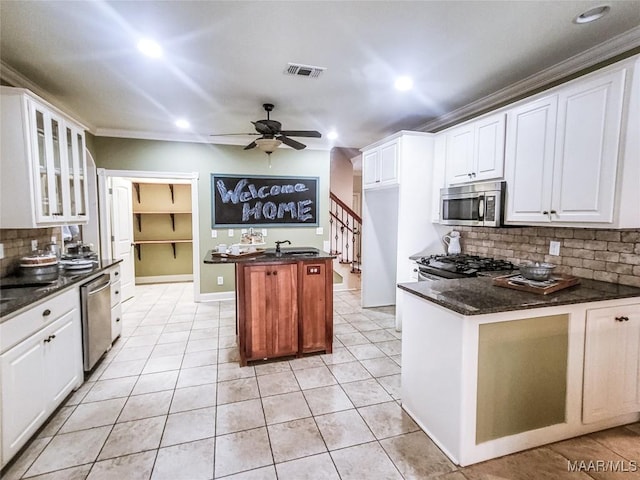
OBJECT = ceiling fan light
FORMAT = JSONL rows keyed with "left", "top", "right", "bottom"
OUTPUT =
{"left": 255, "top": 138, "right": 282, "bottom": 153}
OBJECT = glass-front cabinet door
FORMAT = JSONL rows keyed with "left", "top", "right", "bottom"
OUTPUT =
{"left": 28, "top": 98, "right": 88, "bottom": 224}
{"left": 65, "top": 125, "right": 88, "bottom": 221}
{"left": 0, "top": 87, "right": 89, "bottom": 228}
{"left": 30, "top": 102, "right": 66, "bottom": 223}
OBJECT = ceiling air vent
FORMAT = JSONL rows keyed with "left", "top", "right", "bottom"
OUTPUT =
{"left": 284, "top": 63, "right": 326, "bottom": 78}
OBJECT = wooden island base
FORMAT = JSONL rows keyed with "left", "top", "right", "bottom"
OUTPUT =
{"left": 235, "top": 256, "right": 334, "bottom": 366}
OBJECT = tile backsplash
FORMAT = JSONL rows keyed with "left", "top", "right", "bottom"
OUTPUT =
{"left": 0, "top": 228, "right": 62, "bottom": 278}
{"left": 456, "top": 226, "right": 640, "bottom": 287}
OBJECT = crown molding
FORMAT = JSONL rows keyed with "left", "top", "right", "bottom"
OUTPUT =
{"left": 418, "top": 26, "right": 640, "bottom": 133}
{"left": 0, "top": 60, "right": 96, "bottom": 132}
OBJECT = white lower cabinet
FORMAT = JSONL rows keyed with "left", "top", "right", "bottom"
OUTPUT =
{"left": 400, "top": 290, "right": 640, "bottom": 466}
{"left": 0, "top": 290, "right": 83, "bottom": 468}
{"left": 110, "top": 265, "right": 123, "bottom": 341}
{"left": 583, "top": 304, "right": 640, "bottom": 424}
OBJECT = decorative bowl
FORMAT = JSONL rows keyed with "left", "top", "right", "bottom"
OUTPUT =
{"left": 519, "top": 262, "right": 556, "bottom": 281}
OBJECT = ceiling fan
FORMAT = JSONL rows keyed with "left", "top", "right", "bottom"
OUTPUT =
{"left": 211, "top": 103, "right": 322, "bottom": 154}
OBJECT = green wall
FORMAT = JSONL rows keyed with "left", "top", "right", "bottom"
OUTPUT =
{"left": 91, "top": 136, "right": 331, "bottom": 294}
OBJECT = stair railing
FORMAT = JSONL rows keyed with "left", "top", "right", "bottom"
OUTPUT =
{"left": 329, "top": 192, "right": 361, "bottom": 273}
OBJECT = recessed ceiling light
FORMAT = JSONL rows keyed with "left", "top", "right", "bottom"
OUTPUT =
{"left": 327, "top": 130, "right": 338, "bottom": 140}
{"left": 574, "top": 5, "right": 610, "bottom": 24}
{"left": 175, "top": 119, "right": 190, "bottom": 129}
{"left": 137, "top": 38, "right": 163, "bottom": 58}
{"left": 394, "top": 76, "right": 413, "bottom": 91}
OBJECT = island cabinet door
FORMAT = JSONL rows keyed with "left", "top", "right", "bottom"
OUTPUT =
{"left": 583, "top": 304, "right": 640, "bottom": 424}
{"left": 270, "top": 263, "right": 299, "bottom": 357}
{"left": 299, "top": 260, "right": 333, "bottom": 353}
{"left": 239, "top": 263, "right": 298, "bottom": 363}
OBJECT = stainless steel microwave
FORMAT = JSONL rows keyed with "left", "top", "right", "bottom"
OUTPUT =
{"left": 440, "top": 181, "right": 505, "bottom": 227}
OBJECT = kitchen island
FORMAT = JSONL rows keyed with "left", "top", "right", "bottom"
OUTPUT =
{"left": 204, "top": 247, "right": 334, "bottom": 366}
{"left": 397, "top": 277, "right": 640, "bottom": 466}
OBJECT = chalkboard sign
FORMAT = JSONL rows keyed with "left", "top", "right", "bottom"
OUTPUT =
{"left": 211, "top": 174, "right": 319, "bottom": 227}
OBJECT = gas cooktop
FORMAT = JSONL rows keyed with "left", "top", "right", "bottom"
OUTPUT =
{"left": 417, "top": 254, "right": 516, "bottom": 279}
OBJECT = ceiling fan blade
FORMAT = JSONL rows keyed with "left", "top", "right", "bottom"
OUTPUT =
{"left": 243, "top": 141, "right": 257, "bottom": 150}
{"left": 280, "top": 130, "right": 322, "bottom": 138}
{"left": 210, "top": 133, "right": 258, "bottom": 137}
{"left": 278, "top": 135, "right": 306, "bottom": 150}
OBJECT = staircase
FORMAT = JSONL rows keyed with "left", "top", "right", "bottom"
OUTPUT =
{"left": 329, "top": 192, "right": 362, "bottom": 276}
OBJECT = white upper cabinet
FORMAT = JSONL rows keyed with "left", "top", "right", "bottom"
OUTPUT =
{"left": 551, "top": 69, "right": 625, "bottom": 223}
{"left": 505, "top": 66, "right": 629, "bottom": 227}
{"left": 504, "top": 95, "right": 559, "bottom": 223}
{"left": 446, "top": 112, "right": 505, "bottom": 185}
{"left": 0, "top": 87, "right": 88, "bottom": 228}
{"left": 362, "top": 140, "right": 398, "bottom": 189}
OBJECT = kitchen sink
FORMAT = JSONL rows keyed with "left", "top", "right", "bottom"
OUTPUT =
{"left": 264, "top": 247, "right": 320, "bottom": 257}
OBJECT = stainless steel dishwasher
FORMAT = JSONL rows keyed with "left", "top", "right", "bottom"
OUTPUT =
{"left": 80, "top": 274, "right": 112, "bottom": 371}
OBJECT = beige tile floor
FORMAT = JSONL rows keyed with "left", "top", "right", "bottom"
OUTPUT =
{"left": 2, "top": 282, "right": 638, "bottom": 479}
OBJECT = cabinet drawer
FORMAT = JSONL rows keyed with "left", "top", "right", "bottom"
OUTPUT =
{"left": 109, "top": 266, "right": 121, "bottom": 283}
{"left": 110, "top": 280, "right": 121, "bottom": 308}
{"left": 111, "top": 303, "right": 122, "bottom": 342}
{"left": 0, "top": 288, "right": 79, "bottom": 354}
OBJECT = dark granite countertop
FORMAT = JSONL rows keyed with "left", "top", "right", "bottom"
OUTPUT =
{"left": 203, "top": 247, "right": 335, "bottom": 265}
{"left": 0, "top": 259, "right": 122, "bottom": 320}
{"left": 397, "top": 277, "right": 640, "bottom": 316}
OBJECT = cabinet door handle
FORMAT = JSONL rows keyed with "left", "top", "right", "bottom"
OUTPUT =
{"left": 266, "top": 271, "right": 271, "bottom": 276}
{"left": 471, "top": 172, "right": 476, "bottom": 177}
{"left": 44, "top": 337, "right": 51, "bottom": 343}
{"left": 115, "top": 290, "right": 119, "bottom": 295}
{"left": 50, "top": 334, "right": 56, "bottom": 340}
{"left": 114, "top": 271, "right": 119, "bottom": 276}
{"left": 43, "top": 309, "right": 51, "bottom": 317}
{"left": 615, "top": 316, "right": 628, "bottom": 322}
{"left": 273, "top": 271, "right": 278, "bottom": 276}
{"left": 542, "top": 211, "right": 549, "bottom": 215}
{"left": 116, "top": 317, "right": 121, "bottom": 322}
{"left": 550, "top": 210, "right": 557, "bottom": 214}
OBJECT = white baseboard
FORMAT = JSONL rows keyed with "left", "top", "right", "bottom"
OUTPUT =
{"left": 135, "top": 274, "right": 193, "bottom": 285}
{"left": 198, "top": 291, "right": 236, "bottom": 302}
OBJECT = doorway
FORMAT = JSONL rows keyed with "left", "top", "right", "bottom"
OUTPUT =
{"left": 97, "top": 169, "right": 201, "bottom": 302}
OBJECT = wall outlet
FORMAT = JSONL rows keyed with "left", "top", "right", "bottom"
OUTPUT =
{"left": 211, "top": 230, "right": 217, "bottom": 238}
{"left": 228, "top": 229, "right": 234, "bottom": 237}
{"left": 262, "top": 229, "right": 268, "bottom": 236}
{"left": 31, "top": 240, "right": 38, "bottom": 251}
{"left": 316, "top": 227, "right": 324, "bottom": 235}
{"left": 549, "top": 240, "right": 561, "bottom": 256}
{"left": 0, "top": 243, "right": 4, "bottom": 260}
{"left": 217, "top": 276, "right": 224, "bottom": 285}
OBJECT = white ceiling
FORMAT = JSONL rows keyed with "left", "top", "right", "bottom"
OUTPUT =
{"left": 1, "top": 1, "right": 639, "bottom": 151}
